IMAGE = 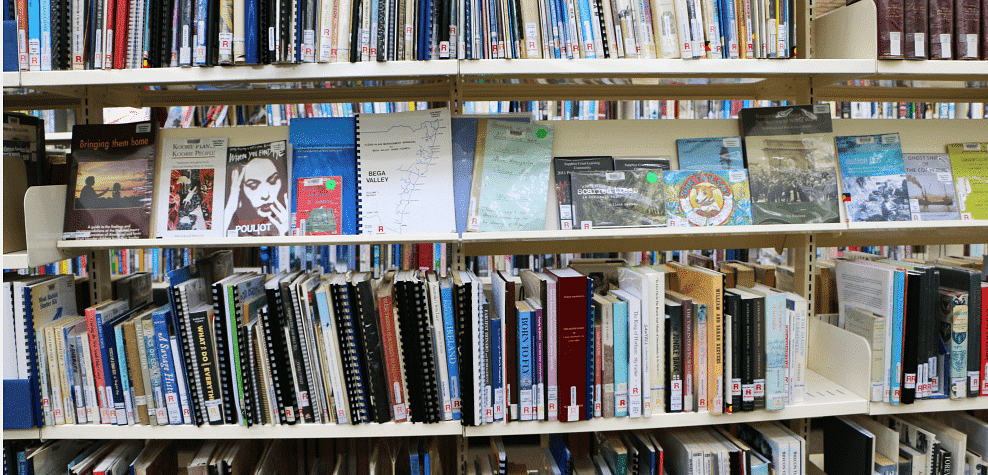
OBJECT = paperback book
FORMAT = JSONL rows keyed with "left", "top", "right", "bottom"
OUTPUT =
{"left": 835, "top": 133, "right": 910, "bottom": 223}
{"left": 947, "top": 143, "right": 988, "bottom": 220}
{"left": 156, "top": 137, "right": 229, "bottom": 238}
{"left": 739, "top": 105, "right": 840, "bottom": 225}
{"left": 63, "top": 122, "right": 158, "bottom": 240}
{"left": 553, "top": 156, "right": 614, "bottom": 230}
{"left": 224, "top": 140, "right": 291, "bottom": 236}
{"left": 289, "top": 117, "right": 357, "bottom": 236}
{"left": 569, "top": 170, "right": 666, "bottom": 229}
{"left": 902, "top": 154, "right": 961, "bottom": 221}
{"left": 676, "top": 137, "right": 744, "bottom": 170}
{"left": 663, "top": 170, "right": 753, "bottom": 227}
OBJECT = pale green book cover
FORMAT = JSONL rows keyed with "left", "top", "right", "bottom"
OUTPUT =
{"left": 947, "top": 142, "right": 988, "bottom": 220}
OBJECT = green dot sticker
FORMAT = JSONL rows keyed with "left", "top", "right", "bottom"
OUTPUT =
{"left": 646, "top": 172, "right": 658, "bottom": 184}
{"left": 536, "top": 129, "right": 548, "bottom": 139}
{"left": 325, "top": 178, "right": 337, "bottom": 190}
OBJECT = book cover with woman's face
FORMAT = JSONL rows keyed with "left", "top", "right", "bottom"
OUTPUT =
{"left": 225, "top": 141, "right": 290, "bottom": 236}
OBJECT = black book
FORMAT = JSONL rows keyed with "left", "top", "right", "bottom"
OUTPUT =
{"left": 281, "top": 273, "right": 316, "bottom": 423}
{"left": 901, "top": 271, "right": 923, "bottom": 404}
{"left": 938, "top": 265, "right": 983, "bottom": 398}
{"left": 376, "top": 0, "right": 387, "bottom": 60}
{"left": 396, "top": 272, "right": 442, "bottom": 422}
{"left": 823, "top": 417, "right": 875, "bottom": 475}
{"left": 349, "top": 0, "right": 362, "bottom": 61}
{"left": 170, "top": 281, "right": 205, "bottom": 425}
{"left": 331, "top": 276, "right": 371, "bottom": 423}
{"left": 207, "top": 0, "right": 220, "bottom": 65}
{"left": 352, "top": 273, "right": 392, "bottom": 423}
{"left": 244, "top": 322, "right": 265, "bottom": 425}
{"left": 737, "top": 288, "right": 766, "bottom": 411}
{"left": 262, "top": 281, "right": 299, "bottom": 423}
{"left": 190, "top": 304, "right": 224, "bottom": 425}
{"left": 453, "top": 272, "right": 475, "bottom": 426}
{"left": 211, "top": 280, "right": 236, "bottom": 424}
{"left": 730, "top": 288, "right": 758, "bottom": 412}
{"left": 724, "top": 290, "right": 742, "bottom": 414}
{"left": 664, "top": 298, "right": 683, "bottom": 413}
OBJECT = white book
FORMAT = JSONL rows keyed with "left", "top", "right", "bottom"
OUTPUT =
{"left": 617, "top": 267, "right": 656, "bottom": 416}
{"left": 611, "top": 288, "right": 642, "bottom": 418}
{"left": 155, "top": 137, "right": 229, "bottom": 239}
{"left": 835, "top": 260, "right": 896, "bottom": 402}
{"left": 784, "top": 292, "right": 807, "bottom": 404}
{"left": 2, "top": 282, "right": 16, "bottom": 380}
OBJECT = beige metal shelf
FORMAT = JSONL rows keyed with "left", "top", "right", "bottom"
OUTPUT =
{"left": 3, "top": 71, "right": 19, "bottom": 88}
{"left": 2, "top": 429, "right": 41, "bottom": 440}
{"left": 869, "top": 396, "right": 988, "bottom": 416}
{"left": 3, "top": 185, "right": 84, "bottom": 270}
{"left": 818, "top": 220, "right": 988, "bottom": 247}
{"left": 37, "top": 420, "right": 463, "bottom": 440}
{"left": 58, "top": 233, "right": 461, "bottom": 250}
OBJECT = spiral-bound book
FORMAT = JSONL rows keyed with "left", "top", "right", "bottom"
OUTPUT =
{"left": 330, "top": 275, "right": 371, "bottom": 423}
{"left": 262, "top": 274, "right": 299, "bottom": 424}
{"left": 355, "top": 109, "right": 456, "bottom": 235}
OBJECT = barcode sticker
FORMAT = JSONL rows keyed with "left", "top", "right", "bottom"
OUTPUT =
{"left": 881, "top": 134, "right": 899, "bottom": 144}
{"left": 815, "top": 104, "right": 831, "bottom": 114}
{"left": 729, "top": 170, "right": 746, "bottom": 182}
{"left": 559, "top": 205, "right": 572, "bottom": 220}
{"left": 723, "top": 137, "right": 741, "bottom": 147}
{"left": 915, "top": 33, "right": 925, "bottom": 57}
{"left": 967, "top": 34, "right": 978, "bottom": 58}
{"left": 857, "top": 135, "right": 875, "bottom": 144}
{"left": 940, "top": 34, "right": 952, "bottom": 58}
{"left": 964, "top": 143, "right": 980, "bottom": 151}
{"left": 936, "top": 172, "right": 952, "bottom": 182}
{"left": 605, "top": 171, "right": 625, "bottom": 180}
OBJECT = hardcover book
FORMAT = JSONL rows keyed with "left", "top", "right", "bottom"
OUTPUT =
{"left": 836, "top": 133, "right": 911, "bottom": 222}
{"left": 155, "top": 137, "right": 229, "bottom": 238}
{"left": 876, "top": 0, "right": 904, "bottom": 58}
{"left": 225, "top": 140, "right": 291, "bottom": 236}
{"left": 902, "top": 154, "right": 960, "bottom": 221}
{"left": 675, "top": 136, "right": 744, "bottom": 170}
{"left": 663, "top": 170, "right": 752, "bottom": 227}
{"left": 569, "top": 170, "right": 666, "bottom": 229}
{"left": 63, "top": 122, "right": 158, "bottom": 240}
{"left": 739, "top": 104, "right": 840, "bottom": 225}
{"left": 947, "top": 142, "right": 988, "bottom": 220}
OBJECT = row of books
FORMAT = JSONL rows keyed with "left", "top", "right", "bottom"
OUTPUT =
{"left": 8, "top": 252, "right": 813, "bottom": 429}
{"left": 871, "top": 0, "right": 988, "bottom": 60}
{"left": 7, "top": 0, "right": 801, "bottom": 73}
{"left": 824, "top": 254, "right": 988, "bottom": 404}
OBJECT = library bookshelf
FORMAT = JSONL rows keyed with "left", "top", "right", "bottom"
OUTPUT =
{"left": 3, "top": 5, "right": 987, "bottom": 474}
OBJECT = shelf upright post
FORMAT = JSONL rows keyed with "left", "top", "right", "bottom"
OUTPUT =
{"left": 787, "top": 231, "right": 815, "bottom": 444}
{"left": 77, "top": 85, "right": 115, "bottom": 304}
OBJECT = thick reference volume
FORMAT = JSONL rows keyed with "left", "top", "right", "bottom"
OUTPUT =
{"left": 64, "top": 122, "right": 158, "bottom": 240}
{"left": 740, "top": 104, "right": 840, "bottom": 225}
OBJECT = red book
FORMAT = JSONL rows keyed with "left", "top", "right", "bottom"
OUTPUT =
{"left": 954, "top": 0, "right": 981, "bottom": 59}
{"left": 113, "top": 0, "right": 130, "bottom": 68}
{"left": 103, "top": 0, "right": 116, "bottom": 68}
{"left": 929, "top": 0, "right": 955, "bottom": 58}
{"left": 376, "top": 276, "right": 408, "bottom": 422}
{"left": 84, "top": 306, "right": 110, "bottom": 423}
{"left": 982, "top": 282, "right": 987, "bottom": 396}
{"left": 416, "top": 243, "right": 433, "bottom": 270}
{"left": 495, "top": 270, "right": 519, "bottom": 421}
{"left": 876, "top": 0, "right": 904, "bottom": 58}
{"left": 904, "top": 0, "right": 928, "bottom": 59}
{"left": 545, "top": 268, "right": 588, "bottom": 422}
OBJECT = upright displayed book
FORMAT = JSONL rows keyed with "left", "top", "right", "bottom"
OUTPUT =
{"left": 224, "top": 140, "right": 291, "bottom": 237}
{"left": 836, "top": 133, "right": 910, "bottom": 223}
{"left": 63, "top": 121, "right": 158, "bottom": 240}
{"left": 155, "top": 137, "right": 229, "bottom": 238}
{"left": 902, "top": 154, "right": 961, "bottom": 221}
{"left": 553, "top": 156, "right": 614, "bottom": 230}
{"left": 739, "top": 104, "right": 840, "bottom": 225}
{"left": 569, "top": 170, "right": 666, "bottom": 229}
{"left": 675, "top": 137, "right": 744, "bottom": 170}
{"left": 355, "top": 109, "right": 456, "bottom": 235}
{"left": 289, "top": 117, "right": 358, "bottom": 236}
{"left": 947, "top": 143, "right": 988, "bottom": 220}
{"left": 467, "top": 120, "right": 555, "bottom": 233}
{"left": 663, "top": 170, "right": 752, "bottom": 227}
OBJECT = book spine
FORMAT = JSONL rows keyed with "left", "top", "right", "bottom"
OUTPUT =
{"left": 84, "top": 308, "right": 113, "bottom": 424}
{"left": 441, "top": 285, "right": 461, "bottom": 419}
{"left": 534, "top": 305, "right": 545, "bottom": 420}
{"left": 377, "top": 291, "right": 408, "bottom": 422}
{"left": 949, "top": 294, "right": 969, "bottom": 399}
{"left": 429, "top": 286, "right": 454, "bottom": 421}
{"left": 191, "top": 309, "right": 224, "bottom": 424}
{"left": 904, "top": 0, "right": 926, "bottom": 58}
{"left": 212, "top": 284, "right": 235, "bottom": 424}
{"left": 173, "top": 288, "right": 204, "bottom": 425}
{"left": 113, "top": 326, "right": 136, "bottom": 424}
{"left": 264, "top": 288, "right": 299, "bottom": 423}
{"left": 131, "top": 320, "right": 154, "bottom": 425}
{"left": 628, "top": 297, "right": 642, "bottom": 417}
{"left": 954, "top": 0, "right": 979, "bottom": 58}
{"left": 491, "top": 314, "right": 504, "bottom": 421}
{"left": 929, "top": 0, "right": 953, "bottom": 58}
{"left": 547, "top": 280, "right": 559, "bottom": 421}
{"left": 26, "top": 0, "right": 40, "bottom": 69}
{"left": 518, "top": 307, "right": 534, "bottom": 420}
{"left": 65, "top": 334, "right": 88, "bottom": 423}
{"left": 152, "top": 313, "right": 183, "bottom": 424}
{"left": 681, "top": 300, "right": 694, "bottom": 412}
{"left": 38, "top": 0, "right": 50, "bottom": 69}
{"left": 37, "top": 326, "right": 54, "bottom": 426}
{"left": 789, "top": 299, "right": 806, "bottom": 404}
{"left": 287, "top": 286, "right": 317, "bottom": 423}
{"left": 614, "top": 300, "right": 629, "bottom": 417}
{"left": 233, "top": 287, "right": 256, "bottom": 425}
{"left": 891, "top": 273, "right": 905, "bottom": 403}
{"left": 169, "top": 335, "right": 194, "bottom": 423}
{"left": 482, "top": 295, "right": 493, "bottom": 423}
{"left": 667, "top": 305, "right": 682, "bottom": 412}
{"left": 764, "top": 295, "right": 786, "bottom": 411}
{"left": 602, "top": 302, "right": 615, "bottom": 417}
{"left": 334, "top": 284, "right": 368, "bottom": 422}
{"left": 696, "top": 304, "right": 707, "bottom": 412}
{"left": 113, "top": 0, "right": 129, "bottom": 67}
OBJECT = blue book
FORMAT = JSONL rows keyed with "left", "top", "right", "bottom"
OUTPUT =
{"left": 440, "top": 278, "right": 461, "bottom": 419}
{"left": 576, "top": 0, "right": 595, "bottom": 58}
{"left": 410, "top": 441, "right": 420, "bottom": 475}
{"left": 516, "top": 302, "right": 534, "bottom": 420}
{"left": 152, "top": 305, "right": 184, "bottom": 424}
{"left": 754, "top": 286, "right": 787, "bottom": 411}
{"left": 889, "top": 268, "right": 905, "bottom": 403}
{"left": 289, "top": 117, "right": 358, "bottom": 235}
{"left": 549, "top": 435, "right": 573, "bottom": 475}
{"left": 836, "top": 133, "right": 910, "bottom": 222}
{"left": 38, "top": 0, "right": 49, "bottom": 70}
{"left": 90, "top": 300, "right": 130, "bottom": 425}
{"left": 113, "top": 322, "right": 134, "bottom": 424}
{"left": 610, "top": 294, "right": 629, "bottom": 418}
{"left": 491, "top": 313, "right": 504, "bottom": 422}
{"left": 26, "top": 0, "right": 39, "bottom": 69}
{"left": 676, "top": 137, "right": 744, "bottom": 170}
{"left": 103, "top": 310, "right": 140, "bottom": 425}
{"left": 193, "top": 0, "right": 208, "bottom": 65}
{"left": 140, "top": 313, "right": 167, "bottom": 425}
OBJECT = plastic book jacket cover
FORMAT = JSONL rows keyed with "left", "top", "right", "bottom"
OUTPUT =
{"left": 947, "top": 142, "right": 988, "bottom": 220}
{"left": 224, "top": 140, "right": 291, "bottom": 236}
{"left": 836, "top": 133, "right": 911, "bottom": 222}
{"left": 554, "top": 156, "right": 614, "bottom": 230}
{"left": 569, "top": 170, "right": 666, "bottom": 229}
{"left": 902, "top": 153, "right": 960, "bottom": 221}
{"left": 156, "top": 137, "right": 229, "bottom": 238}
{"left": 63, "top": 121, "right": 158, "bottom": 240}
{"left": 739, "top": 104, "right": 840, "bottom": 225}
{"left": 663, "top": 170, "right": 752, "bottom": 227}
{"left": 289, "top": 117, "right": 356, "bottom": 236}
{"left": 676, "top": 136, "right": 744, "bottom": 170}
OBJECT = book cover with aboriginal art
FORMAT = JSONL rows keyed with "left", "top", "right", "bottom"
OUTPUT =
{"left": 664, "top": 170, "right": 752, "bottom": 227}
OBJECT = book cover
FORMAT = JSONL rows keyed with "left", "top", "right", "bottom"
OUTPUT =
{"left": 467, "top": 120, "right": 555, "bottom": 232}
{"left": 545, "top": 268, "right": 589, "bottom": 422}
{"left": 739, "top": 104, "right": 840, "bottom": 225}
{"left": 356, "top": 109, "right": 456, "bottom": 235}
{"left": 903, "top": 154, "right": 961, "bottom": 221}
{"left": 553, "top": 156, "right": 614, "bottom": 230}
{"left": 224, "top": 140, "right": 291, "bottom": 237}
{"left": 569, "top": 170, "right": 666, "bottom": 229}
{"left": 836, "top": 133, "right": 911, "bottom": 222}
{"left": 939, "top": 288, "right": 969, "bottom": 400}
{"left": 156, "top": 137, "right": 229, "bottom": 238}
{"left": 947, "top": 142, "right": 988, "bottom": 220}
{"left": 289, "top": 117, "right": 357, "bottom": 236}
{"left": 663, "top": 170, "right": 752, "bottom": 227}
{"left": 64, "top": 122, "right": 158, "bottom": 240}
{"left": 675, "top": 136, "right": 744, "bottom": 170}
